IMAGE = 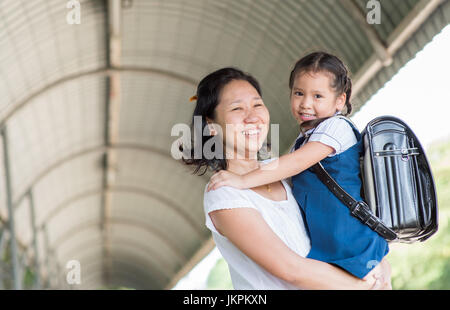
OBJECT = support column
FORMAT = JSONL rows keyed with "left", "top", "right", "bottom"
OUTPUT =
{"left": 102, "top": 0, "right": 122, "bottom": 286}
{"left": 1, "top": 126, "right": 22, "bottom": 289}
{"left": 0, "top": 229, "right": 7, "bottom": 289}
{"left": 28, "top": 190, "right": 41, "bottom": 289}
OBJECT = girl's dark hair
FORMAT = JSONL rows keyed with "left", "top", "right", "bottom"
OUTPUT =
{"left": 180, "top": 67, "right": 262, "bottom": 175}
{"left": 289, "top": 51, "right": 353, "bottom": 131}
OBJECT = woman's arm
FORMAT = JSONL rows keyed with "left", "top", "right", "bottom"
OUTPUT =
{"left": 209, "top": 207, "right": 376, "bottom": 289}
{"left": 207, "top": 141, "right": 334, "bottom": 191}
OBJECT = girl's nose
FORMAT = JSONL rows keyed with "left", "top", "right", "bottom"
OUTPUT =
{"left": 300, "top": 96, "right": 313, "bottom": 109}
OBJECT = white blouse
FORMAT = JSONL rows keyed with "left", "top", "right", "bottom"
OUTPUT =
{"left": 203, "top": 166, "right": 311, "bottom": 290}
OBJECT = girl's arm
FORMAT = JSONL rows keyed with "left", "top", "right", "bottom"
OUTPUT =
{"left": 207, "top": 141, "right": 334, "bottom": 191}
{"left": 209, "top": 207, "right": 380, "bottom": 289}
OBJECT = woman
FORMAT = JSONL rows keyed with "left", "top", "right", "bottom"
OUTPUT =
{"left": 181, "top": 67, "right": 391, "bottom": 289}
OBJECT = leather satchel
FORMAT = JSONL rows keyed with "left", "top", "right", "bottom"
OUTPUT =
{"left": 311, "top": 115, "right": 438, "bottom": 243}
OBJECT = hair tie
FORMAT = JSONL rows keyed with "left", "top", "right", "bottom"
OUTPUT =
{"left": 189, "top": 95, "right": 198, "bottom": 102}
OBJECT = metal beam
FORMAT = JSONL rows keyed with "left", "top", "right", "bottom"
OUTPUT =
{"left": 165, "top": 236, "right": 215, "bottom": 290}
{"left": 339, "top": 0, "right": 392, "bottom": 66}
{"left": 65, "top": 248, "right": 169, "bottom": 288}
{"left": 50, "top": 219, "right": 187, "bottom": 264}
{"left": 352, "top": 0, "right": 444, "bottom": 97}
{"left": 0, "top": 66, "right": 197, "bottom": 129}
{"left": 60, "top": 236, "right": 176, "bottom": 277}
{"left": 10, "top": 143, "right": 209, "bottom": 216}
{"left": 11, "top": 143, "right": 178, "bottom": 209}
{"left": 1, "top": 126, "right": 21, "bottom": 289}
{"left": 80, "top": 260, "right": 158, "bottom": 289}
{"left": 38, "top": 186, "right": 204, "bottom": 238}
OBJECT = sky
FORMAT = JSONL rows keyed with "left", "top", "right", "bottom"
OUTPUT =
{"left": 172, "top": 23, "right": 450, "bottom": 290}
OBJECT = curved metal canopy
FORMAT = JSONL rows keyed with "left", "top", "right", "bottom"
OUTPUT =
{"left": 0, "top": 0, "right": 448, "bottom": 289}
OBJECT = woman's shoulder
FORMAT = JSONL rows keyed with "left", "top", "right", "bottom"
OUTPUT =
{"left": 203, "top": 182, "right": 256, "bottom": 211}
{"left": 204, "top": 183, "right": 248, "bottom": 203}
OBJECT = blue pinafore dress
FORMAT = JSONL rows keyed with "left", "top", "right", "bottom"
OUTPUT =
{"left": 292, "top": 118, "right": 389, "bottom": 279}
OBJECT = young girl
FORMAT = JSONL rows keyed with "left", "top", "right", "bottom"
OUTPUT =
{"left": 207, "top": 52, "right": 390, "bottom": 280}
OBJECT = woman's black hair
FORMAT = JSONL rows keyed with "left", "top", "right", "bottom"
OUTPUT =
{"left": 289, "top": 51, "right": 353, "bottom": 131}
{"left": 180, "top": 67, "right": 262, "bottom": 175}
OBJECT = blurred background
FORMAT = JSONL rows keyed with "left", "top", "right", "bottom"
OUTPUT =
{"left": 0, "top": 0, "right": 449, "bottom": 290}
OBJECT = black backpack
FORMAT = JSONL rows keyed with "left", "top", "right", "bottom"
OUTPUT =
{"left": 311, "top": 115, "right": 439, "bottom": 243}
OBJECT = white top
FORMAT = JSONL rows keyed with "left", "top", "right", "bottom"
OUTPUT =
{"left": 203, "top": 165, "right": 311, "bottom": 290}
{"left": 290, "top": 114, "right": 358, "bottom": 156}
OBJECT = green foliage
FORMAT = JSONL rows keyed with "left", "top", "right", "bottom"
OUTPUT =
{"left": 206, "top": 257, "right": 233, "bottom": 290}
{"left": 23, "top": 266, "right": 36, "bottom": 289}
{"left": 206, "top": 139, "right": 450, "bottom": 290}
{"left": 388, "top": 140, "right": 450, "bottom": 289}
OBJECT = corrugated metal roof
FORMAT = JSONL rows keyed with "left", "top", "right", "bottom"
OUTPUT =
{"left": 0, "top": 0, "right": 448, "bottom": 289}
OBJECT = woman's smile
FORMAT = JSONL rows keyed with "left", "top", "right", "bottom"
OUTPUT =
{"left": 241, "top": 126, "right": 262, "bottom": 138}
{"left": 213, "top": 79, "right": 270, "bottom": 158}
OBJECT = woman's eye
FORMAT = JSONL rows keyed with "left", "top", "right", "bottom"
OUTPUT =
{"left": 254, "top": 103, "right": 263, "bottom": 107}
{"left": 232, "top": 107, "right": 242, "bottom": 111}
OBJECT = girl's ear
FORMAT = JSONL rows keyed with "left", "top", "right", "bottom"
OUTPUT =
{"left": 336, "top": 92, "right": 346, "bottom": 112}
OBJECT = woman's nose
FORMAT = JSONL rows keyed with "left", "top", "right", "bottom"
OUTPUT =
{"left": 244, "top": 110, "right": 259, "bottom": 123}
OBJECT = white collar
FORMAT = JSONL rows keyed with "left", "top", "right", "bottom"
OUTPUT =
{"left": 297, "top": 111, "right": 343, "bottom": 138}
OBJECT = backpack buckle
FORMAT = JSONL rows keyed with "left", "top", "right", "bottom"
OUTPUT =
{"left": 352, "top": 201, "right": 398, "bottom": 241}
{"left": 351, "top": 201, "right": 372, "bottom": 222}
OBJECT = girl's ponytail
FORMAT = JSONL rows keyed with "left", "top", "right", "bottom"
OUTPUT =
{"left": 344, "top": 76, "right": 352, "bottom": 116}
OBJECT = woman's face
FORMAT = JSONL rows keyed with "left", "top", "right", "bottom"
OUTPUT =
{"left": 210, "top": 79, "right": 270, "bottom": 160}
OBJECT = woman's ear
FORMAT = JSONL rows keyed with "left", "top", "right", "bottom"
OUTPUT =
{"left": 205, "top": 117, "right": 217, "bottom": 136}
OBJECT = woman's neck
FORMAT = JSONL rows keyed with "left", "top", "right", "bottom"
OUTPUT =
{"left": 226, "top": 158, "right": 260, "bottom": 175}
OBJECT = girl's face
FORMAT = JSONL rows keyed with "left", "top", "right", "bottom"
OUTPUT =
{"left": 290, "top": 71, "right": 345, "bottom": 126}
{"left": 210, "top": 79, "right": 270, "bottom": 159}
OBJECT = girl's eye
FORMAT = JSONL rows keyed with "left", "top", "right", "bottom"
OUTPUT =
{"left": 314, "top": 94, "right": 323, "bottom": 99}
{"left": 294, "top": 91, "right": 303, "bottom": 96}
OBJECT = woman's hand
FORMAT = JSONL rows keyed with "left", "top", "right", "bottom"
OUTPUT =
{"left": 363, "top": 258, "right": 392, "bottom": 290}
{"left": 207, "top": 170, "right": 247, "bottom": 191}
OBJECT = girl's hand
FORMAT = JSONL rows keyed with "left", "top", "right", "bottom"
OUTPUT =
{"left": 207, "top": 170, "right": 247, "bottom": 191}
{"left": 363, "top": 258, "right": 392, "bottom": 290}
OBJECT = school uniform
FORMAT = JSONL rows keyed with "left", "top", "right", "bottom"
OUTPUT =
{"left": 291, "top": 114, "right": 389, "bottom": 279}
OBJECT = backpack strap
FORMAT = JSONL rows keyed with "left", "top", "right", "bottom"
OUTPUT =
{"left": 311, "top": 162, "right": 398, "bottom": 241}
